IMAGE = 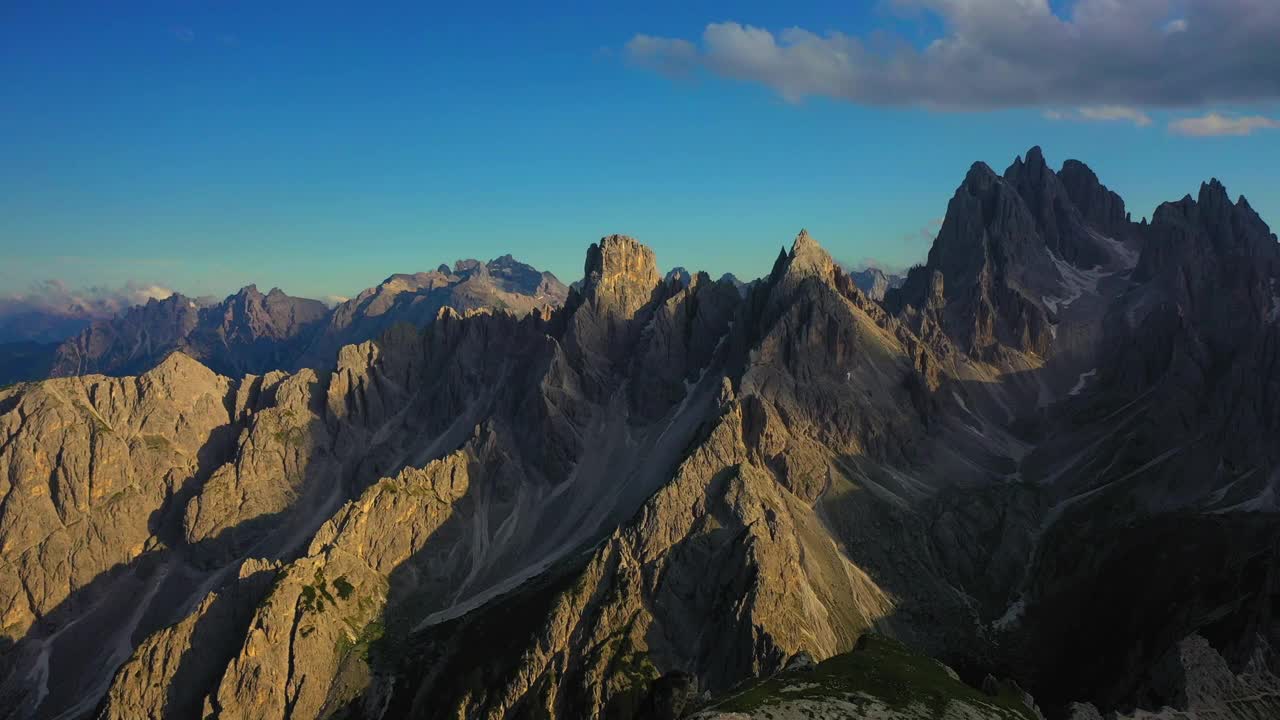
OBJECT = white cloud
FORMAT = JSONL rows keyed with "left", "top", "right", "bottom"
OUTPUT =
{"left": 0, "top": 280, "right": 178, "bottom": 321}
{"left": 624, "top": 1, "right": 1280, "bottom": 110}
{"left": 1078, "top": 106, "right": 1153, "bottom": 126}
{"left": 1169, "top": 112, "right": 1280, "bottom": 136}
{"left": 0, "top": 280, "right": 180, "bottom": 342}
{"left": 624, "top": 35, "right": 698, "bottom": 78}
{"left": 1044, "top": 105, "right": 1152, "bottom": 126}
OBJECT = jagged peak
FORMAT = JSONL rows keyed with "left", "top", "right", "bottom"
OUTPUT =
{"left": 1004, "top": 145, "right": 1055, "bottom": 187}
{"left": 580, "top": 234, "right": 660, "bottom": 317}
{"left": 1198, "top": 178, "right": 1231, "bottom": 205}
{"left": 664, "top": 266, "right": 693, "bottom": 288}
{"left": 1060, "top": 157, "right": 1095, "bottom": 174}
{"left": 791, "top": 228, "right": 815, "bottom": 252}
{"left": 963, "top": 161, "right": 1000, "bottom": 189}
{"left": 1058, "top": 157, "right": 1129, "bottom": 234}
{"left": 453, "top": 258, "right": 487, "bottom": 276}
{"left": 583, "top": 234, "right": 654, "bottom": 276}
{"left": 142, "top": 350, "right": 219, "bottom": 383}
{"left": 770, "top": 247, "right": 790, "bottom": 279}
{"left": 1017, "top": 145, "right": 1048, "bottom": 174}
{"left": 143, "top": 292, "right": 188, "bottom": 307}
{"left": 781, "top": 229, "right": 836, "bottom": 285}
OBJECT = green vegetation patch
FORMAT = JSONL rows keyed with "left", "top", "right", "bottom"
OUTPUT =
{"left": 334, "top": 575, "right": 355, "bottom": 600}
{"left": 299, "top": 567, "right": 339, "bottom": 614}
{"left": 272, "top": 424, "right": 308, "bottom": 448}
{"left": 336, "top": 618, "right": 385, "bottom": 663}
{"left": 710, "top": 635, "right": 1038, "bottom": 719}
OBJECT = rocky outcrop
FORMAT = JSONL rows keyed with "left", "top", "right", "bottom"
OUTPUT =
{"left": 210, "top": 452, "right": 473, "bottom": 720}
{"left": 0, "top": 353, "right": 236, "bottom": 641}
{"left": 579, "top": 234, "right": 661, "bottom": 320}
{"left": 100, "top": 558, "right": 282, "bottom": 720}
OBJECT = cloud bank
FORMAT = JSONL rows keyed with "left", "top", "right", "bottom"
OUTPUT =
{"left": 625, "top": 1, "right": 1280, "bottom": 111}
{"left": 1043, "top": 105, "right": 1154, "bottom": 127}
{"left": 0, "top": 280, "right": 177, "bottom": 343}
{"left": 1169, "top": 112, "right": 1280, "bottom": 136}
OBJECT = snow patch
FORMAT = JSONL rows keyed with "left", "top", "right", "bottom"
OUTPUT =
{"left": 993, "top": 598, "right": 1026, "bottom": 631}
{"left": 1041, "top": 248, "right": 1105, "bottom": 313}
{"left": 1212, "top": 468, "right": 1279, "bottom": 514}
{"left": 1089, "top": 229, "right": 1140, "bottom": 270}
{"left": 1068, "top": 368, "right": 1097, "bottom": 396}
{"left": 1265, "top": 279, "right": 1280, "bottom": 324}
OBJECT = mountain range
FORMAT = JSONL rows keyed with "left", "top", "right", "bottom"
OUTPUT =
{"left": 0, "top": 147, "right": 1277, "bottom": 720}
{"left": 0, "top": 256, "right": 569, "bottom": 386}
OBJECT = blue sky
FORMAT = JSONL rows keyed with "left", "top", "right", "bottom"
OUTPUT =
{"left": 2, "top": 1, "right": 1277, "bottom": 302}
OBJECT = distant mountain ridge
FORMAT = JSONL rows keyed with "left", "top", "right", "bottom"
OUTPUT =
{"left": 36, "top": 255, "right": 568, "bottom": 381}
{"left": 848, "top": 266, "right": 905, "bottom": 301}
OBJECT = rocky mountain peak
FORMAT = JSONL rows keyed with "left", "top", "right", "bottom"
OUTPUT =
{"left": 1059, "top": 159, "right": 1129, "bottom": 237}
{"left": 581, "top": 234, "right": 660, "bottom": 318}
{"left": 1008, "top": 145, "right": 1049, "bottom": 178}
{"left": 960, "top": 161, "right": 1001, "bottom": 195}
{"left": 886, "top": 149, "right": 1069, "bottom": 358}
{"left": 485, "top": 254, "right": 563, "bottom": 297}
{"left": 1004, "top": 145, "right": 1110, "bottom": 266}
{"left": 783, "top": 228, "right": 837, "bottom": 283}
{"left": 140, "top": 350, "right": 222, "bottom": 393}
{"left": 665, "top": 266, "right": 693, "bottom": 288}
{"left": 1197, "top": 178, "right": 1232, "bottom": 213}
{"left": 453, "top": 259, "right": 488, "bottom": 278}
